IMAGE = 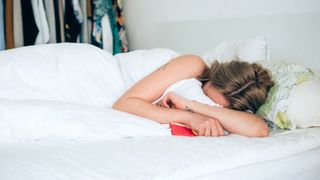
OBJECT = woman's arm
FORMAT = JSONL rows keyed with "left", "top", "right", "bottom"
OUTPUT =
{"left": 114, "top": 55, "right": 226, "bottom": 136}
{"left": 114, "top": 96, "right": 225, "bottom": 137}
{"left": 160, "top": 93, "right": 269, "bottom": 137}
{"left": 187, "top": 101, "right": 269, "bottom": 137}
{"left": 112, "top": 55, "right": 207, "bottom": 124}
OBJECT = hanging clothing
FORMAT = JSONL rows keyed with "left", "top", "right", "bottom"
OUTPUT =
{"left": 13, "top": 0, "right": 23, "bottom": 48}
{"left": 58, "top": 0, "right": 65, "bottom": 42}
{"left": 44, "top": 0, "right": 57, "bottom": 43}
{"left": 87, "top": 0, "right": 93, "bottom": 44}
{"left": 1, "top": 0, "right": 128, "bottom": 52}
{"left": 113, "top": 0, "right": 128, "bottom": 52}
{"left": 0, "top": 0, "right": 5, "bottom": 50}
{"left": 32, "top": 0, "right": 50, "bottom": 44}
{"left": 91, "top": 14, "right": 103, "bottom": 48}
{"left": 80, "top": 0, "right": 89, "bottom": 43}
{"left": 21, "top": 0, "right": 39, "bottom": 45}
{"left": 53, "top": 0, "right": 60, "bottom": 42}
{"left": 72, "top": 0, "right": 83, "bottom": 24}
{"left": 101, "top": 14, "right": 113, "bottom": 53}
{"left": 64, "top": 0, "right": 81, "bottom": 42}
{"left": 91, "top": 0, "right": 107, "bottom": 48}
{"left": 5, "top": 0, "right": 14, "bottom": 49}
{"left": 87, "top": 18, "right": 93, "bottom": 44}
{"left": 87, "top": 0, "right": 92, "bottom": 17}
{"left": 92, "top": 0, "right": 121, "bottom": 54}
{"left": 72, "top": 0, "right": 84, "bottom": 42}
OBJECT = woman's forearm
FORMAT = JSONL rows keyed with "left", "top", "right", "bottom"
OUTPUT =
{"left": 112, "top": 97, "right": 193, "bottom": 125}
{"left": 186, "top": 101, "right": 269, "bottom": 137}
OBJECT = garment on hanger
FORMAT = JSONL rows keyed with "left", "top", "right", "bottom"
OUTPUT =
{"left": 101, "top": 14, "right": 113, "bottom": 53}
{"left": 0, "top": 0, "right": 5, "bottom": 50}
{"left": 5, "top": 0, "right": 14, "bottom": 49}
{"left": 13, "top": 0, "right": 23, "bottom": 48}
{"left": 32, "top": 0, "right": 50, "bottom": 44}
{"left": 21, "top": 0, "right": 39, "bottom": 45}
{"left": 72, "top": 0, "right": 83, "bottom": 42}
{"left": 53, "top": 0, "right": 60, "bottom": 42}
{"left": 87, "top": 17, "right": 93, "bottom": 44}
{"left": 80, "top": 0, "right": 89, "bottom": 43}
{"left": 113, "top": 0, "right": 128, "bottom": 52}
{"left": 87, "top": 0, "right": 92, "bottom": 18}
{"left": 92, "top": 0, "right": 121, "bottom": 54}
{"left": 1, "top": 0, "right": 128, "bottom": 51}
{"left": 44, "top": 0, "right": 57, "bottom": 43}
{"left": 72, "top": 0, "right": 83, "bottom": 24}
{"left": 59, "top": 0, "right": 65, "bottom": 42}
{"left": 91, "top": 0, "right": 107, "bottom": 48}
{"left": 64, "top": 0, "right": 81, "bottom": 42}
{"left": 109, "top": 0, "right": 122, "bottom": 54}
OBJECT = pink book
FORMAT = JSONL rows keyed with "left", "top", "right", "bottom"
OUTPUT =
{"left": 170, "top": 123, "right": 197, "bottom": 136}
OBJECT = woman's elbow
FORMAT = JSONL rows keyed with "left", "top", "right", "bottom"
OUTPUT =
{"left": 112, "top": 100, "right": 123, "bottom": 110}
{"left": 252, "top": 123, "right": 269, "bottom": 138}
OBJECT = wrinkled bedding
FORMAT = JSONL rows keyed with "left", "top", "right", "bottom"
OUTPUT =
{"left": 0, "top": 43, "right": 319, "bottom": 179}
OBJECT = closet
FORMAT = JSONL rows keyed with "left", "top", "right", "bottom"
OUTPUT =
{"left": 0, "top": 0, "right": 128, "bottom": 54}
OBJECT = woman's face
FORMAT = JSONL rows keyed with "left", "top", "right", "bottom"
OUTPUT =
{"left": 202, "top": 82, "right": 230, "bottom": 108}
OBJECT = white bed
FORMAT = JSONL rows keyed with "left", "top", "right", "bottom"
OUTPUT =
{"left": 1, "top": 128, "right": 320, "bottom": 180}
{"left": 0, "top": 43, "right": 320, "bottom": 180}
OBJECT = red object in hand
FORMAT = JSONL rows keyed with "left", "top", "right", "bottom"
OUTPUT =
{"left": 170, "top": 123, "right": 197, "bottom": 136}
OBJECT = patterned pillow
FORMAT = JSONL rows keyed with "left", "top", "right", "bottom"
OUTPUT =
{"left": 257, "top": 61, "right": 320, "bottom": 130}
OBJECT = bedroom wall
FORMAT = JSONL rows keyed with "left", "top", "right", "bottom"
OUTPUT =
{"left": 122, "top": 0, "right": 320, "bottom": 69}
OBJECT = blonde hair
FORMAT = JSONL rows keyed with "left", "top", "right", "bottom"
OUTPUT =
{"left": 200, "top": 60, "right": 274, "bottom": 113}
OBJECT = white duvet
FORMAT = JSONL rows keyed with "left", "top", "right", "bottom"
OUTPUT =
{"left": 0, "top": 43, "right": 219, "bottom": 142}
{"left": 0, "top": 43, "right": 320, "bottom": 179}
{"left": 0, "top": 44, "right": 174, "bottom": 142}
{"left": 0, "top": 43, "right": 125, "bottom": 107}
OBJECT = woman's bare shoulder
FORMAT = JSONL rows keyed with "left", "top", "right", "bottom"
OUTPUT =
{"left": 116, "top": 55, "right": 207, "bottom": 103}
{"left": 170, "top": 55, "right": 207, "bottom": 76}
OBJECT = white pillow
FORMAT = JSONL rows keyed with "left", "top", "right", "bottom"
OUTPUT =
{"left": 201, "top": 36, "right": 269, "bottom": 66}
{"left": 286, "top": 80, "right": 320, "bottom": 128}
{"left": 257, "top": 61, "right": 320, "bottom": 130}
{"left": 154, "top": 78, "right": 222, "bottom": 108}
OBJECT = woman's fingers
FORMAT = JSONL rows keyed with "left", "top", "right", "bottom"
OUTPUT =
{"left": 199, "top": 120, "right": 216, "bottom": 137}
{"left": 204, "top": 125, "right": 211, "bottom": 137}
{"left": 188, "top": 114, "right": 225, "bottom": 137}
{"left": 198, "top": 126, "right": 205, "bottom": 136}
{"left": 160, "top": 95, "right": 170, "bottom": 108}
{"left": 215, "top": 120, "right": 225, "bottom": 136}
{"left": 209, "top": 121, "right": 219, "bottom": 137}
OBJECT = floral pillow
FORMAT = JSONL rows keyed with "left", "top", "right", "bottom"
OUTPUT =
{"left": 257, "top": 61, "right": 320, "bottom": 130}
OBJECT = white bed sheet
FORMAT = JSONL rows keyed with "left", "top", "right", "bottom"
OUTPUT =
{"left": 198, "top": 147, "right": 320, "bottom": 180}
{"left": 0, "top": 127, "right": 320, "bottom": 180}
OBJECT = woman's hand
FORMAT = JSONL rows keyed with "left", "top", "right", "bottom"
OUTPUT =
{"left": 159, "top": 92, "right": 189, "bottom": 110}
{"left": 160, "top": 92, "right": 225, "bottom": 137}
{"left": 187, "top": 113, "right": 225, "bottom": 137}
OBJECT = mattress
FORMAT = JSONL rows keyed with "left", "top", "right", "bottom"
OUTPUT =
{"left": 0, "top": 127, "right": 320, "bottom": 180}
{"left": 199, "top": 147, "right": 320, "bottom": 180}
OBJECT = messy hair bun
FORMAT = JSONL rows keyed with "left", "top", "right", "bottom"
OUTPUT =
{"left": 201, "top": 60, "right": 274, "bottom": 113}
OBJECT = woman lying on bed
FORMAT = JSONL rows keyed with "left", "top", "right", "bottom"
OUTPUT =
{"left": 112, "top": 55, "right": 274, "bottom": 137}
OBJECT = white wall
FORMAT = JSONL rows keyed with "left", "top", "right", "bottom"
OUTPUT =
{"left": 123, "top": 0, "right": 320, "bottom": 69}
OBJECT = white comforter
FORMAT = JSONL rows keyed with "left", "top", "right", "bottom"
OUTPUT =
{"left": 0, "top": 43, "right": 174, "bottom": 142}
{"left": 0, "top": 44, "right": 319, "bottom": 179}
